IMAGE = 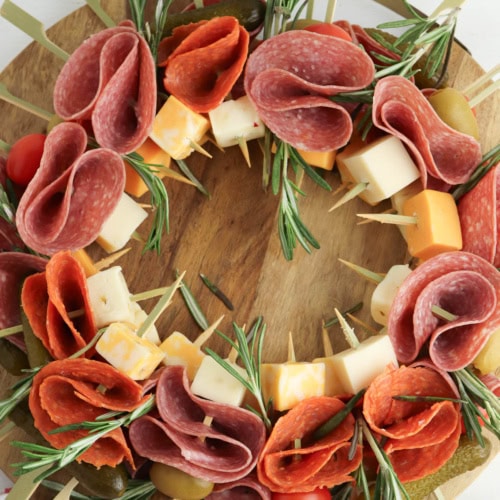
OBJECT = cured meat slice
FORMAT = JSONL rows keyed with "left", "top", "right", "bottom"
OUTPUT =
{"left": 244, "top": 30, "right": 375, "bottom": 151}
{"left": 129, "top": 365, "right": 266, "bottom": 483}
{"left": 160, "top": 16, "right": 249, "bottom": 113}
{"left": 363, "top": 365, "right": 461, "bottom": 483}
{"left": 388, "top": 251, "right": 500, "bottom": 371}
{"left": 257, "top": 396, "right": 362, "bottom": 493}
{"left": 53, "top": 22, "right": 156, "bottom": 154}
{"left": 372, "top": 75, "right": 482, "bottom": 190}
{"left": 458, "top": 164, "right": 500, "bottom": 266}
{"left": 15, "top": 122, "right": 125, "bottom": 255}
{"left": 207, "top": 474, "right": 271, "bottom": 499}
{"left": 29, "top": 358, "right": 149, "bottom": 468}
{"left": 21, "top": 251, "right": 96, "bottom": 360}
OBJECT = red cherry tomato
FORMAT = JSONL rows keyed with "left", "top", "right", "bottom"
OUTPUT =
{"left": 304, "top": 23, "right": 352, "bottom": 42}
{"left": 272, "top": 487, "right": 331, "bottom": 500}
{"left": 6, "top": 133, "right": 46, "bottom": 187}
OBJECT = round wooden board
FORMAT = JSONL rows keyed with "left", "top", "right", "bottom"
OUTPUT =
{"left": 0, "top": 1, "right": 498, "bottom": 498}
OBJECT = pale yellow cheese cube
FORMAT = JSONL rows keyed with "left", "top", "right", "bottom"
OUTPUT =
{"left": 343, "top": 136, "right": 421, "bottom": 205}
{"left": 261, "top": 362, "right": 325, "bottom": 412}
{"left": 191, "top": 355, "right": 248, "bottom": 407}
{"left": 327, "top": 335, "right": 398, "bottom": 394}
{"left": 473, "top": 328, "right": 500, "bottom": 375}
{"left": 86, "top": 266, "right": 133, "bottom": 328}
{"left": 96, "top": 323, "right": 165, "bottom": 380}
{"left": 159, "top": 331, "right": 205, "bottom": 381}
{"left": 150, "top": 95, "right": 210, "bottom": 160}
{"left": 371, "top": 265, "right": 412, "bottom": 326}
{"left": 208, "top": 95, "right": 265, "bottom": 148}
{"left": 96, "top": 193, "right": 148, "bottom": 253}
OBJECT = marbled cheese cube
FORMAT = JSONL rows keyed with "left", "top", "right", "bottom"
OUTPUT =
{"left": 160, "top": 331, "right": 205, "bottom": 381}
{"left": 128, "top": 301, "right": 161, "bottom": 345}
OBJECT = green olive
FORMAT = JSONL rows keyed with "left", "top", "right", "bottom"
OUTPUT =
{"left": 428, "top": 87, "right": 480, "bottom": 140}
{"left": 149, "top": 463, "right": 214, "bottom": 500}
{"left": 285, "top": 18, "right": 323, "bottom": 30}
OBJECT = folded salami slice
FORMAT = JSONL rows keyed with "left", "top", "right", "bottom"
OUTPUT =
{"left": 244, "top": 30, "right": 375, "bottom": 151}
{"left": 363, "top": 365, "right": 461, "bottom": 483}
{"left": 21, "top": 251, "right": 96, "bottom": 360}
{"left": 15, "top": 122, "right": 125, "bottom": 255}
{"left": 29, "top": 358, "right": 149, "bottom": 468}
{"left": 372, "top": 76, "right": 482, "bottom": 190}
{"left": 207, "top": 474, "right": 271, "bottom": 499}
{"left": 388, "top": 251, "right": 500, "bottom": 371}
{"left": 160, "top": 16, "right": 249, "bottom": 113}
{"left": 257, "top": 396, "right": 362, "bottom": 493}
{"left": 53, "top": 22, "right": 156, "bottom": 154}
{"left": 458, "top": 164, "right": 500, "bottom": 267}
{"left": 129, "top": 365, "right": 266, "bottom": 483}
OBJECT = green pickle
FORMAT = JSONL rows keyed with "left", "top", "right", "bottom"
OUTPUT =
{"left": 0, "top": 338, "right": 30, "bottom": 375}
{"left": 403, "top": 435, "right": 492, "bottom": 499}
{"left": 20, "top": 308, "right": 52, "bottom": 368}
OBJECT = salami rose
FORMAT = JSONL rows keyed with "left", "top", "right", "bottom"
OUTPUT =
{"left": 388, "top": 251, "right": 500, "bottom": 371}
{"left": 15, "top": 122, "right": 125, "bottom": 255}
{"left": 207, "top": 475, "right": 271, "bottom": 499}
{"left": 372, "top": 75, "right": 482, "bottom": 190}
{"left": 244, "top": 30, "right": 375, "bottom": 151}
{"left": 53, "top": 22, "right": 156, "bottom": 154}
{"left": 363, "top": 365, "right": 461, "bottom": 483}
{"left": 129, "top": 366, "right": 266, "bottom": 483}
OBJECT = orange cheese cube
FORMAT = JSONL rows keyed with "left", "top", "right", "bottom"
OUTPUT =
{"left": 71, "top": 249, "right": 98, "bottom": 277}
{"left": 125, "top": 139, "right": 171, "bottom": 198}
{"left": 159, "top": 331, "right": 205, "bottom": 381}
{"left": 403, "top": 189, "right": 462, "bottom": 261}
{"left": 299, "top": 149, "right": 336, "bottom": 170}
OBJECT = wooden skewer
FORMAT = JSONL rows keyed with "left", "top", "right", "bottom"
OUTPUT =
{"left": 193, "top": 315, "right": 224, "bottom": 348}
{"left": 357, "top": 212, "right": 417, "bottom": 226}
{"left": 325, "top": 0, "right": 338, "bottom": 24}
{"left": 94, "top": 248, "right": 131, "bottom": 271}
{"left": 462, "top": 64, "right": 500, "bottom": 99}
{"left": 0, "top": 0, "right": 69, "bottom": 61}
{"left": 0, "top": 83, "right": 52, "bottom": 121}
{"left": 54, "top": 477, "right": 79, "bottom": 500}
{"left": 357, "top": 208, "right": 397, "bottom": 225}
{"left": 188, "top": 139, "right": 213, "bottom": 159}
{"left": 306, "top": 0, "right": 315, "bottom": 20}
{"left": 84, "top": 0, "right": 115, "bottom": 28}
{"left": 238, "top": 137, "right": 251, "bottom": 167}
{"left": 329, "top": 182, "right": 368, "bottom": 212}
{"left": 429, "top": 0, "right": 466, "bottom": 19}
{"left": 346, "top": 313, "right": 379, "bottom": 336}
{"left": 287, "top": 331, "right": 296, "bottom": 363}
{"left": 338, "top": 258, "right": 385, "bottom": 284}
{"left": 321, "top": 320, "right": 334, "bottom": 357}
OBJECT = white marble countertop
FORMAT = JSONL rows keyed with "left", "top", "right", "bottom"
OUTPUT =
{"left": 0, "top": 1, "right": 498, "bottom": 499}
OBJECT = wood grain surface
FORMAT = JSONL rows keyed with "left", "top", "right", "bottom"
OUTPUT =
{"left": 0, "top": 0, "right": 498, "bottom": 498}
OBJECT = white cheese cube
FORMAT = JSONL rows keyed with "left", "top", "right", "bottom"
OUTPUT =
{"left": 312, "top": 357, "right": 345, "bottom": 397}
{"left": 343, "top": 136, "right": 421, "bottom": 205}
{"left": 86, "top": 266, "right": 133, "bottom": 328}
{"left": 208, "top": 95, "right": 265, "bottom": 148}
{"left": 128, "top": 301, "right": 161, "bottom": 345}
{"left": 96, "top": 193, "right": 148, "bottom": 253}
{"left": 391, "top": 180, "right": 422, "bottom": 240}
{"left": 96, "top": 323, "right": 165, "bottom": 380}
{"left": 150, "top": 95, "right": 211, "bottom": 160}
{"left": 261, "top": 362, "right": 325, "bottom": 412}
{"left": 191, "top": 355, "right": 248, "bottom": 407}
{"left": 328, "top": 335, "right": 398, "bottom": 394}
{"left": 371, "top": 265, "right": 412, "bottom": 326}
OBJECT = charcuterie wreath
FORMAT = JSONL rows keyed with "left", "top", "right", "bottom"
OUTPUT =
{"left": 0, "top": 0, "right": 499, "bottom": 498}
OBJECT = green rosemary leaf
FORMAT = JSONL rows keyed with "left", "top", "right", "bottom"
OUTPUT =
{"left": 175, "top": 270, "right": 210, "bottom": 330}
{"left": 174, "top": 159, "right": 210, "bottom": 197}
{"left": 376, "top": 18, "right": 421, "bottom": 30}
{"left": 199, "top": 273, "right": 234, "bottom": 311}
{"left": 289, "top": 147, "right": 332, "bottom": 192}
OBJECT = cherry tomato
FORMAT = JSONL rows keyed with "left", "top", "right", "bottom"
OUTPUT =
{"left": 304, "top": 22, "right": 352, "bottom": 42}
{"left": 6, "top": 133, "right": 46, "bottom": 187}
{"left": 272, "top": 487, "right": 331, "bottom": 499}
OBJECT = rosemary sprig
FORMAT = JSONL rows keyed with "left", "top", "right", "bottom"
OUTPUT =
{"left": 263, "top": 0, "right": 306, "bottom": 39}
{"left": 175, "top": 269, "right": 210, "bottom": 331}
{"left": 0, "top": 367, "right": 40, "bottom": 424}
{"left": 452, "top": 144, "right": 500, "bottom": 201}
{"left": 12, "top": 395, "right": 155, "bottom": 482}
{"left": 0, "top": 182, "right": 16, "bottom": 224}
{"left": 199, "top": 273, "right": 234, "bottom": 311}
{"left": 205, "top": 318, "right": 272, "bottom": 430}
{"left": 125, "top": 152, "right": 169, "bottom": 254}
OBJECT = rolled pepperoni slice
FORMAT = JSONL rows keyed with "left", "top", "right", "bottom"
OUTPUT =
{"left": 363, "top": 365, "right": 461, "bottom": 483}
{"left": 53, "top": 22, "right": 156, "bottom": 154}
{"left": 458, "top": 164, "right": 500, "bottom": 267}
{"left": 129, "top": 365, "right": 266, "bottom": 483}
{"left": 388, "top": 251, "right": 500, "bottom": 371}
{"left": 15, "top": 122, "right": 125, "bottom": 255}
{"left": 21, "top": 251, "right": 96, "bottom": 360}
{"left": 257, "top": 396, "right": 362, "bottom": 493}
{"left": 372, "top": 75, "right": 482, "bottom": 190}
{"left": 244, "top": 30, "right": 375, "bottom": 151}
{"left": 29, "top": 358, "right": 149, "bottom": 468}
{"left": 160, "top": 16, "right": 249, "bottom": 113}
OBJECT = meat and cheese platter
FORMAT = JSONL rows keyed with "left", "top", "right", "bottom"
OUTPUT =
{"left": 0, "top": 0, "right": 498, "bottom": 498}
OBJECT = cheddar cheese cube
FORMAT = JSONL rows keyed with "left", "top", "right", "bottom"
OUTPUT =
{"left": 71, "top": 249, "right": 98, "bottom": 277}
{"left": 261, "top": 362, "right": 325, "bottom": 412}
{"left": 96, "top": 193, "right": 148, "bottom": 253}
{"left": 96, "top": 322, "right": 165, "bottom": 380}
{"left": 191, "top": 355, "right": 248, "bottom": 407}
{"left": 371, "top": 264, "right": 412, "bottom": 326}
{"left": 150, "top": 95, "right": 210, "bottom": 160}
{"left": 86, "top": 266, "right": 133, "bottom": 328}
{"left": 390, "top": 180, "right": 423, "bottom": 240}
{"left": 342, "top": 136, "right": 421, "bottom": 205}
{"left": 159, "top": 331, "right": 205, "bottom": 381}
{"left": 125, "top": 138, "right": 171, "bottom": 198}
{"left": 298, "top": 149, "right": 336, "bottom": 171}
{"left": 325, "top": 335, "right": 398, "bottom": 395}
{"left": 403, "top": 189, "right": 462, "bottom": 261}
{"left": 208, "top": 95, "right": 265, "bottom": 148}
